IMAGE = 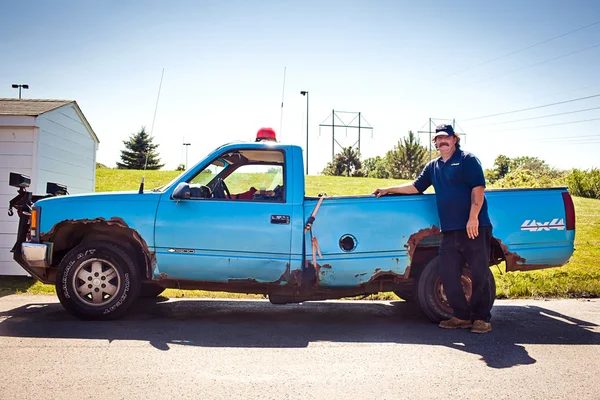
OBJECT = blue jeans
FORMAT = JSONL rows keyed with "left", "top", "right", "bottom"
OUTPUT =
{"left": 439, "top": 226, "right": 493, "bottom": 322}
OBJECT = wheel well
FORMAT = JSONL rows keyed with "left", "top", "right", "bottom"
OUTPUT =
{"left": 407, "top": 236, "right": 506, "bottom": 280}
{"left": 45, "top": 220, "right": 153, "bottom": 280}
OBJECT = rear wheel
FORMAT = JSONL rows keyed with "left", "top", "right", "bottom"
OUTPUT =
{"left": 393, "top": 289, "right": 414, "bottom": 302}
{"left": 55, "top": 241, "right": 141, "bottom": 320}
{"left": 416, "top": 256, "right": 496, "bottom": 323}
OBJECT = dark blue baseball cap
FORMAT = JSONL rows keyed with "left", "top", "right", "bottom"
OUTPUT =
{"left": 434, "top": 124, "right": 455, "bottom": 138}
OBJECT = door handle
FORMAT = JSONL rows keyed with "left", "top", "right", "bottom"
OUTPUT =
{"left": 271, "top": 215, "right": 290, "bottom": 224}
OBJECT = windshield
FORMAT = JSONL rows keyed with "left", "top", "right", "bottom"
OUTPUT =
{"left": 151, "top": 147, "right": 214, "bottom": 192}
{"left": 151, "top": 170, "right": 187, "bottom": 192}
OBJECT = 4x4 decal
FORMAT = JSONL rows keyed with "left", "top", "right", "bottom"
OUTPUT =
{"left": 521, "top": 219, "right": 565, "bottom": 231}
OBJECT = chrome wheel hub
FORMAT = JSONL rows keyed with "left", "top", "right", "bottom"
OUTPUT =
{"left": 72, "top": 258, "right": 121, "bottom": 306}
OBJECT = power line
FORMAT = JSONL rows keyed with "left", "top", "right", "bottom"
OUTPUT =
{"left": 462, "top": 93, "right": 600, "bottom": 121}
{"left": 472, "top": 42, "right": 600, "bottom": 86}
{"left": 477, "top": 116, "right": 600, "bottom": 133}
{"left": 434, "top": 19, "right": 600, "bottom": 81}
{"left": 542, "top": 134, "right": 597, "bottom": 141}
{"left": 471, "top": 106, "right": 600, "bottom": 127}
{"left": 546, "top": 141, "right": 600, "bottom": 145}
{"left": 539, "top": 141, "right": 600, "bottom": 145}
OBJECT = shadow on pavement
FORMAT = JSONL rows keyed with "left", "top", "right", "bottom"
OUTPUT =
{"left": 0, "top": 297, "right": 598, "bottom": 369}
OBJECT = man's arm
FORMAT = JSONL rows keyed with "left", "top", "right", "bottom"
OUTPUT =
{"left": 466, "top": 186, "right": 485, "bottom": 239}
{"left": 372, "top": 183, "right": 419, "bottom": 198}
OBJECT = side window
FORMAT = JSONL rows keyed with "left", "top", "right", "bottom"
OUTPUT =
{"left": 189, "top": 158, "right": 226, "bottom": 186}
{"left": 225, "top": 164, "right": 284, "bottom": 202}
{"left": 185, "top": 150, "right": 285, "bottom": 202}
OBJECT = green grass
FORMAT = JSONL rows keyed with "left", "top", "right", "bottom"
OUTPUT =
{"left": 3, "top": 170, "right": 598, "bottom": 300}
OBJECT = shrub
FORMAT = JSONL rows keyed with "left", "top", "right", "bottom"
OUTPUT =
{"left": 493, "top": 168, "right": 568, "bottom": 189}
{"left": 567, "top": 169, "right": 600, "bottom": 199}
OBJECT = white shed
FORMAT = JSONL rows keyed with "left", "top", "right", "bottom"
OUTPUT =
{"left": 0, "top": 99, "right": 99, "bottom": 275}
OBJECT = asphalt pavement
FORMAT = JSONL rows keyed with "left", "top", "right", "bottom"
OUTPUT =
{"left": 0, "top": 295, "right": 598, "bottom": 400}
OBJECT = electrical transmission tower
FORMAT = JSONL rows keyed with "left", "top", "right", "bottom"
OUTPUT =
{"left": 318, "top": 110, "right": 373, "bottom": 160}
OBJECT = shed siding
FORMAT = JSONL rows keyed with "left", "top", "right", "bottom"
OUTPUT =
{"left": 36, "top": 105, "right": 96, "bottom": 195}
{"left": 0, "top": 126, "right": 34, "bottom": 276}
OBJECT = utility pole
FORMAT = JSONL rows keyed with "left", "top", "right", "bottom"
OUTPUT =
{"left": 300, "top": 91, "right": 309, "bottom": 174}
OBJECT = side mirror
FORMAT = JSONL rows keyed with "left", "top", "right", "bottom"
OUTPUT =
{"left": 172, "top": 182, "right": 191, "bottom": 200}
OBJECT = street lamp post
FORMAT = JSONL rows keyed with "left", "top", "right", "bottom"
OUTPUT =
{"left": 11, "top": 84, "right": 29, "bottom": 99}
{"left": 300, "top": 90, "right": 309, "bottom": 175}
{"left": 183, "top": 142, "right": 191, "bottom": 169}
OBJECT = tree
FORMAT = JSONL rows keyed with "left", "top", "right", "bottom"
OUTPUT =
{"left": 488, "top": 155, "right": 559, "bottom": 184}
{"left": 385, "top": 131, "right": 428, "bottom": 179}
{"left": 362, "top": 156, "right": 390, "bottom": 178}
{"left": 117, "top": 127, "right": 164, "bottom": 170}
{"left": 322, "top": 147, "right": 362, "bottom": 177}
{"left": 488, "top": 154, "right": 513, "bottom": 183}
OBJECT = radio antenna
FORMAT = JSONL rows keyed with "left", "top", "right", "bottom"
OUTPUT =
{"left": 279, "top": 67, "right": 286, "bottom": 140}
{"left": 139, "top": 68, "right": 165, "bottom": 194}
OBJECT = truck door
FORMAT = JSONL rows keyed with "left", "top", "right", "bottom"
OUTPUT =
{"left": 154, "top": 148, "right": 292, "bottom": 283}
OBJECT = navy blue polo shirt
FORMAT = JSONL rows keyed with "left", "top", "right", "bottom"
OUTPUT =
{"left": 413, "top": 149, "right": 492, "bottom": 232}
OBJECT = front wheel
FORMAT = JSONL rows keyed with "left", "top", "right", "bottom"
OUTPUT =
{"left": 55, "top": 241, "right": 141, "bottom": 320}
{"left": 416, "top": 256, "right": 496, "bottom": 323}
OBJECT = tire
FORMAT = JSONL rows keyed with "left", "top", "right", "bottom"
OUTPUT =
{"left": 416, "top": 256, "right": 496, "bottom": 323}
{"left": 393, "top": 289, "right": 414, "bottom": 302}
{"left": 55, "top": 241, "right": 141, "bottom": 320}
{"left": 140, "top": 282, "right": 166, "bottom": 298}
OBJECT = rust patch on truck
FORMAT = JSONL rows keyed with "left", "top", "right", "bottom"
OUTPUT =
{"left": 273, "top": 263, "right": 291, "bottom": 284}
{"left": 229, "top": 278, "right": 260, "bottom": 284}
{"left": 364, "top": 270, "right": 404, "bottom": 285}
{"left": 494, "top": 238, "right": 565, "bottom": 272}
{"left": 495, "top": 238, "right": 526, "bottom": 270}
{"left": 404, "top": 226, "right": 441, "bottom": 260}
{"left": 41, "top": 217, "right": 155, "bottom": 279}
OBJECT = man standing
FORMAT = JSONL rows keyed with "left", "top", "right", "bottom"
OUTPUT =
{"left": 373, "top": 125, "right": 493, "bottom": 334}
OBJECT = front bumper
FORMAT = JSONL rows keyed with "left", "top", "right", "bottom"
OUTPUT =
{"left": 22, "top": 243, "right": 50, "bottom": 269}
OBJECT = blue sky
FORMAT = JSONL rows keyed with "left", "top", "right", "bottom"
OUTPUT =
{"left": 1, "top": 0, "right": 599, "bottom": 174}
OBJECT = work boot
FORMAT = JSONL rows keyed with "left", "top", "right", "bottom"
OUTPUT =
{"left": 471, "top": 320, "right": 492, "bottom": 334}
{"left": 438, "top": 317, "right": 472, "bottom": 329}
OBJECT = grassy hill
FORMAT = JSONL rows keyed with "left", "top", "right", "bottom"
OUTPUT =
{"left": 3, "top": 169, "right": 597, "bottom": 299}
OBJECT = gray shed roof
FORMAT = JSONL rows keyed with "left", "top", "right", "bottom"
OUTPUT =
{"left": 0, "top": 98, "right": 73, "bottom": 116}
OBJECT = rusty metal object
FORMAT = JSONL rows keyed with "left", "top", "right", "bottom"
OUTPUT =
{"left": 434, "top": 269, "right": 472, "bottom": 314}
{"left": 364, "top": 269, "right": 404, "bottom": 285}
{"left": 494, "top": 238, "right": 526, "bottom": 269}
{"left": 41, "top": 217, "right": 155, "bottom": 279}
{"left": 494, "top": 238, "right": 565, "bottom": 272}
{"left": 404, "top": 226, "right": 441, "bottom": 260}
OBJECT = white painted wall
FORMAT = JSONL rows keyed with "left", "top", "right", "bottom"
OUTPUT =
{"left": 0, "top": 104, "right": 98, "bottom": 275}
{"left": 35, "top": 105, "right": 97, "bottom": 195}
{"left": 0, "top": 124, "right": 35, "bottom": 275}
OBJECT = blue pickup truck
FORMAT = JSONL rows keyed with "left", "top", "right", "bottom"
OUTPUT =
{"left": 8, "top": 131, "right": 576, "bottom": 321}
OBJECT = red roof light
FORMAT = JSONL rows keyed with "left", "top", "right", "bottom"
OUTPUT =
{"left": 256, "top": 127, "right": 277, "bottom": 142}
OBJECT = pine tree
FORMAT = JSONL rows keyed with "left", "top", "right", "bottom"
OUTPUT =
{"left": 322, "top": 147, "right": 362, "bottom": 176}
{"left": 117, "top": 127, "right": 164, "bottom": 170}
{"left": 386, "top": 131, "right": 428, "bottom": 179}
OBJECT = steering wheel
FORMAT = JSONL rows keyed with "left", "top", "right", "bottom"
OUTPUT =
{"left": 213, "top": 178, "right": 231, "bottom": 199}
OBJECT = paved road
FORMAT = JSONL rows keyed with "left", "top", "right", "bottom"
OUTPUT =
{"left": 0, "top": 295, "right": 598, "bottom": 400}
